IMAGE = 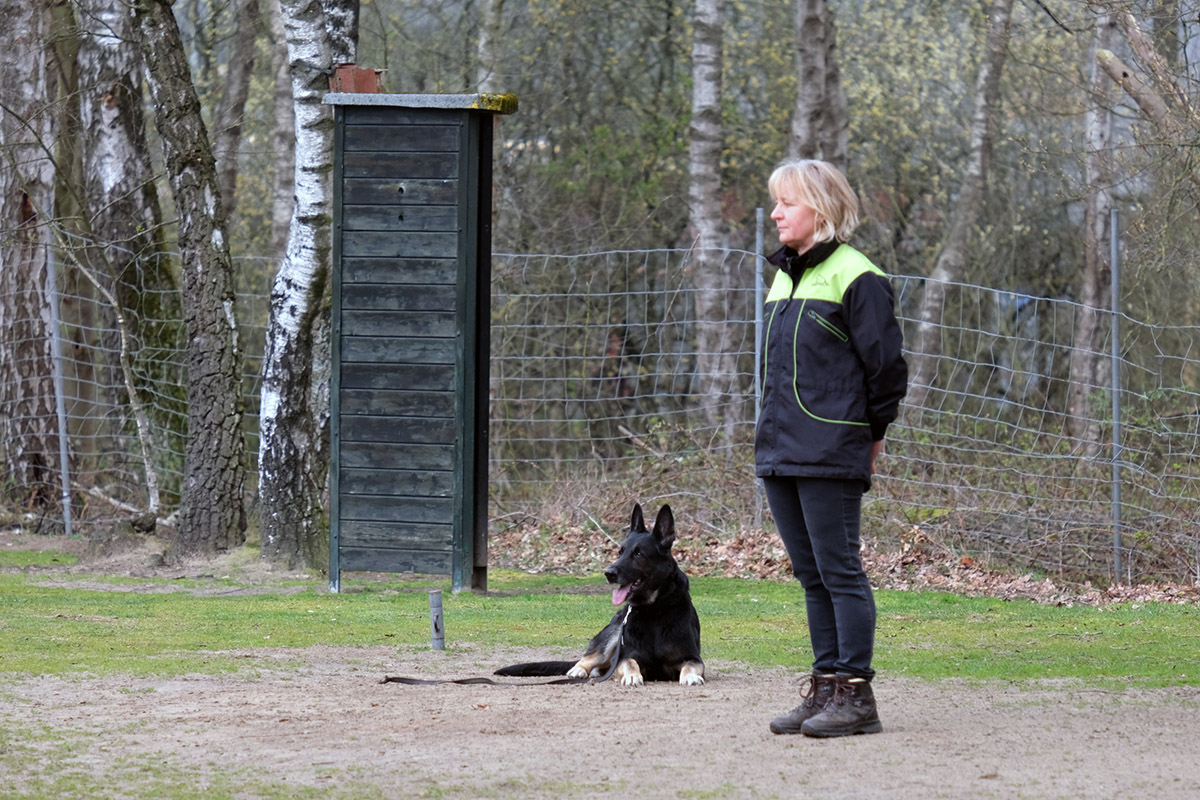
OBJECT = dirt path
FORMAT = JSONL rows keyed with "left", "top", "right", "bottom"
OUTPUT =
{"left": 5, "top": 530, "right": 1200, "bottom": 798}
{"left": 8, "top": 643, "right": 1200, "bottom": 799}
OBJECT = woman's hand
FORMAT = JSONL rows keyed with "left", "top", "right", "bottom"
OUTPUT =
{"left": 870, "top": 440, "right": 885, "bottom": 475}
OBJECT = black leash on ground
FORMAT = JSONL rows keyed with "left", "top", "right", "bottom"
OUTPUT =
{"left": 382, "top": 607, "right": 630, "bottom": 687}
{"left": 380, "top": 674, "right": 594, "bottom": 686}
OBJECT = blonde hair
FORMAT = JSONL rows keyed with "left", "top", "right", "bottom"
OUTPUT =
{"left": 768, "top": 158, "right": 860, "bottom": 244}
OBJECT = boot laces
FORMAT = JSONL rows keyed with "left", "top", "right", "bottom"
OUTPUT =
{"left": 798, "top": 673, "right": 831, "bottom": 707}
{"left": 797, "top": 673, "right": 834, "bottom": 709}
{"left": 830, "top": 677, "right": 865, "bottom": 708}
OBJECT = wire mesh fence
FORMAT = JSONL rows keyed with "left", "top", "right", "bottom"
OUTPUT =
{"left": 489, "top": 249, "right": 1200, "bottom": 584}
{"left": 2, "top": 243, "right": 1198, "bottom": 583}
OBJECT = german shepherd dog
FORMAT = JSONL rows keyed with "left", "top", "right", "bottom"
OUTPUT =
{"left": 494, "top": 503, "right": 705, "bottom": 686}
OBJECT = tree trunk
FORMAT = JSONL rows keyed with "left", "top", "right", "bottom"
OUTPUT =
{"left": 477, "top": 0, "right": 506, "bottom": 92}
{"left": 905, "top": 0, "right": 1014, "bottom": 416}
{"left": 267, "top": 0, "right": 295, "bottom": 262}
{"left": 1067, "top": 10, "right": 1116, "bottom": 452}
{"left": 76, "top": 0, "right": 179, "bottom": 511}
{"left": 324, "top": 0, "right": 360, "bottom": 64}
{"left": 212, "top": 0, "right": 262, "bottom": 223}
{"left": 0, "top": 0, "right": 64, "bottom": 511}
{"left": 134, "top": 0, "right": 247, "bottom": 554}
{"left": 820, "top": 8, "right": 849, "bottom": 172}
{"left": 787, "top": 0, "right": 847, "bottom": 170}
{"left": 259, "top": 0, "right": 347, "bottom": 569}
{"left": 688, "top": 0, "right": 734, "bottom": 440}
{"left": 789, "top": 0, "right": 826, "bottom": 160}
{"left": 77, "top": 0, "right": 172, "bottom": 341}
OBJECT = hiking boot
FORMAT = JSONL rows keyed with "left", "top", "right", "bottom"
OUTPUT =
{"left": 800, "top": 675, "right": 883, "bottom": 737}
{"left": 769, "top": 673, "right": 838, "bottom": 734}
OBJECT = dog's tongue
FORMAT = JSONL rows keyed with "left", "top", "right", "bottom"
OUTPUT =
{"left": 612, "top": 584, "right": 631, "bottom": 606}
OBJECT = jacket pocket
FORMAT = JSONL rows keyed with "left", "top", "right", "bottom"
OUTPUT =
{"left": 806, "top": 309, "right": 849, "bottom": 342}
{"left": 792, "top": 383, "right": 869, "bottom": 427}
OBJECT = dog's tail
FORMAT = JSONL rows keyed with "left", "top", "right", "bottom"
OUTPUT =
{"left": 493, "top": 661, "right": 576, "bottom": 677}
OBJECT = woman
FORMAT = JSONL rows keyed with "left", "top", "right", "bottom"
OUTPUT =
{"left": 757, "top": 158, "right": 908, "bottom": 737}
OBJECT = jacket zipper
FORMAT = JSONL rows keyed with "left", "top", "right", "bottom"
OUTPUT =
{"left": 806, "top": 309, "right": 849, "bottom": 342}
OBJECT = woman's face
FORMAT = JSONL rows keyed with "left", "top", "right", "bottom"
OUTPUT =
{"left": 770, "top": 189, "right": 818, "bottom": 253}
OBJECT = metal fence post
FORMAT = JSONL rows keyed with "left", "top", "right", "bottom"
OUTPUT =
{"left": 754, "top": 209, "right": 764, "bottom": 411}
{"left": 1110, "top": 207, "right": 1123, "bottom": 583}
{"left": 429, "top": 589, "right": 445, "bottom": 650}
{"left": 46, "top": 245, "right": 73, "bottom": 539}
{"left": 754, "top": 209, "right": 765, "bottom": 528}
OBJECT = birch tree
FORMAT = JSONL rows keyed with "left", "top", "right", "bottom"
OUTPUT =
{"left": 1066, "top": 9, "right": 1117, "bottom": 451}
{"left": 905, "top": 0, "right": 1015, "bottom": 415}
{"left": 477, "top": 0, "right": 506, "bottom": 92}
{"left": 788, "top": 0, "right": 848, "bottom": 171}
{"left": 77, "top": 0, "right": 172, "bottom": 344}
{"left": 258, "top": 0, "right": 357, "bottom": 569}
{"left": 688, "top": 0, "right": 738, "bottom": 442}
{"left": 0, "top": 0, "right": 64, "bottom": 511}
{"left": 134, "top": 0, "right": 247, "bottom": 554}
{"left": 74, "top": 0, "right": 179, "bottom": 505}
{"left": 267, "top": 0, "right": 295, "bottom": 261}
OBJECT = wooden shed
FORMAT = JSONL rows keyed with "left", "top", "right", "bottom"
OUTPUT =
{"left": 324, "top": 92, "right": 517, "bottom": 593}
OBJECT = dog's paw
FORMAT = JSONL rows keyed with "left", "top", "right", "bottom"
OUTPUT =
{"left": 566, "top": 665, "right": 587, "bottom": 679}
{"left": 620, "top": 673, "right": 645, "bottom": 687}
{"left": 680, "top": 673, "right": 705, "bottom": 686}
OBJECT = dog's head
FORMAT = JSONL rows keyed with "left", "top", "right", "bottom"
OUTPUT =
{"left": 604, "top": 503, "right": 679, "bottom": 606}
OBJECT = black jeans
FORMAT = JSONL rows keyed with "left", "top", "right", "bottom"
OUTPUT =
{"left": 762, "top": 476, "right": 876, "bottom": 679}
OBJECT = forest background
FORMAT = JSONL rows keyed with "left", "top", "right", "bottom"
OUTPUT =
{"left": 2, "top": 0, "right": 1199, "bottom": 587}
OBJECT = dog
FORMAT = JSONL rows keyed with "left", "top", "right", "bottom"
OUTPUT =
{"left": 494, "top": 503, "right": 705, "bottom": 687}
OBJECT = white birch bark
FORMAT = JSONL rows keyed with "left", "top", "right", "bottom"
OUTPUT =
{"left": 905, "top": 0, "right": 1014, "bottom": 416}
{"left": 787, "top": 0, "right": 847, "bottom": 170}
{"left": 258, "top": 0, "right": 341, "bottom": 568}
{"left": 477, "top": 0, "right": 507, "bottom": 92}
{"left": 787, "top": 1, "right": 844, "bottom": 170}
{"left": 78, "top": 0, "right": 161, "bottom": 248}
{"left": 820, "top": 8, "right": 849, "bottom": 172}
{"left": 77, "top": 0, "right": 174, "bottom": 512}
{"left": 267, "top": 0, "right": 295, "bottom": 261}
{"left": 688, "top": 0, "right": 736, "bottom": 441}
{"left": 789, "top": 0, "right": 827, "bottom": 159}
{"left": 325, "top": 0, "right": 359, "bottom": 65}
{"left": 1067, "top": 10, "right": 1116, "bottom": 453}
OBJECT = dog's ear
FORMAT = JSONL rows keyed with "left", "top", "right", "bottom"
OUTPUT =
{"left": 630, "top": 503, "right": 646, "bottom": 533}
{"left": 652, "top": 504, "right": 676, "bottom": 550}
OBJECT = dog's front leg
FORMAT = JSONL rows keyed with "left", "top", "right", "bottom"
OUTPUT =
{"left": 616, "top": 658, "right": 644, "bottom": 687}
{"left": 567, "top": 652, "right": 608, "bottom": 679}
{"left": 678, "top": 660, "right": 705, "bottom": 686}
{"left": 569, "top": 626, "right": 621, "bottom": 678}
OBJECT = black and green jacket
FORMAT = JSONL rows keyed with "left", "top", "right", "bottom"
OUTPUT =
{"left": 755, "top": 241, "right": 908, "bottom": 488}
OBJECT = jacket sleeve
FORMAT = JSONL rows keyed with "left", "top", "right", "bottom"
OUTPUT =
{"left": 843, "top": 272, "right": 909, "bottom": 441}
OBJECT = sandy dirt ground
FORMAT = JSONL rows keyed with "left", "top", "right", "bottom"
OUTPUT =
{"left": 7, "top": 642, "right": 1200, "bottom": 800}
{"left": 5, "top": 530, "right": 1200, "bottom": 799}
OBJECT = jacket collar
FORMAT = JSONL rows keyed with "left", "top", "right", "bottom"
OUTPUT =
{"left": 767, "top": 239, "right": 842, "bottom": 282}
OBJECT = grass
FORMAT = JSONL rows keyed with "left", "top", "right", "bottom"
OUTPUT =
{"left": 0, "top": 548, "right": 80, "bottom": 568}
{"left": 0, "top": 553, "right": 1196, "bottom": 687}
